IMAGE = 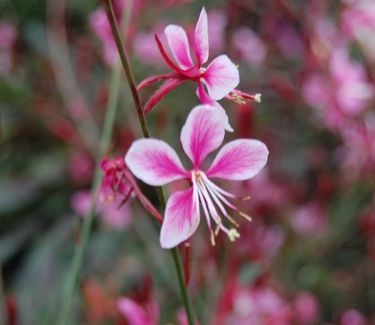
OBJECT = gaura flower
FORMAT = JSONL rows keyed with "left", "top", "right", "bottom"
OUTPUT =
{"left": 125, "top": 105, "right": 268, "bottom": 248}
{"left": 138, "top": 7, "right": 261, "bottom": 120}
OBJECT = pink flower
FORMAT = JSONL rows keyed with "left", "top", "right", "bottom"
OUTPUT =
{"left": 138, "top": 8, "right": 258, "bottom": 123}
{"left": 340, "top": 309, "right": 368, "bottom": 325}
{"left": 125, "top": 105, "right": 268, "bottom": 248}
{"left": 293, "top": 292, "right": 320, "bottom": 324}
{"left": 71, "top": 190, "right": 132, "bottom": 230}
{"left": 100, "top": 157, "right": 132, "bottom": 202}
{"left": 232, "top": 27, "right": 267, "bottom": 66}
{"left": 90, "top": 0, "right": 127, "bottom": 66}
{"left": 117, "top": 297, "right": 159, "bottom": 325}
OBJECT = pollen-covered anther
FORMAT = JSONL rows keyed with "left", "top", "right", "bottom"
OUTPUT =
{"left": 228, "top": 228, "right": 240, "bottom": 242}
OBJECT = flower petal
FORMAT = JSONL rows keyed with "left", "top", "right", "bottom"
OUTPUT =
{"left": 160, "top": 188, "right": 200, "bottom": 249}
{"left": 144, "top": 78, "right": 185, "bottom": 114}
{"left": 180, "top": 105, "right": 226, "bottom": 168}
{"left": 203, "top": 55, "right": 239, "bottom": 100}
{"left": 125, "top": 139, "right": 187, "bottom": 186}
{"left": 117, "top": 298, "right": 148, "bottom": 325}
{"left": 194, "top": 7, "right": 209, "bottom": 66}
{"left": 165, "top": 25, "right": 195, "bottom": 70}
{"left": 196, "top": 83, "right": 233, "bottom": 132}
{"left": 206, "top": 139, "right": 269, "bottom": 180}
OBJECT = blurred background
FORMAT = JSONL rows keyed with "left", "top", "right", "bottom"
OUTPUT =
{"left": 1, "top": 0, "right": 375, "bottom": 324}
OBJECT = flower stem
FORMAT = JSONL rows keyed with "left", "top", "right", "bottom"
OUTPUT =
{"left": 171, "top": 248, "right": 195, "bottom": 325}
{"left": 102, "top": 0, "right": 151, "bottom": 138}
{"left": 57, "top": 59, "right": 122, "bottom": 325}
{"left": 103, "top": 1, "right": 195, "bottom": 324}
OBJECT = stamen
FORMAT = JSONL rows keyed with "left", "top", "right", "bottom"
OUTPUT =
{"left": 214, "top": 223, "right": 221, "bottom": 236}
{"left": 210, "top": 231, "right": 216, "bottom": 246}
{"left": 240, "top": 195, "right": 252, "bottom": 201}
{"left": 225, "top": 214, "right": 239, "bottom": 227}
{"left": 239, "top": 211, "right": 252, "bottom": 222}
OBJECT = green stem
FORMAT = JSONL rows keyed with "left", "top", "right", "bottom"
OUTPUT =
{"left": 103, "top": 1, "right": 195, "bottom": 324}
{"left": 103, "top": 0, "right": 150, "bottom": 138}
{"left": 57, "top": 61, "right": 122, "bottom": 325}
{"left": 171, "top": 248, "right": 195, "bottom": 325}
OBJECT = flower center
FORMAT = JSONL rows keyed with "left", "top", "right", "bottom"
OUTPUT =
{"left": 191, "top": 170, "right": 251, "bottom": 245}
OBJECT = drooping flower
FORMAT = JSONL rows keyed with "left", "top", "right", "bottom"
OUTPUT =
{"left": 138, "top": 7, "right": 260, "bottom": 120}
{"left": 125, "top": 105, "right": 268, "bottom": 248}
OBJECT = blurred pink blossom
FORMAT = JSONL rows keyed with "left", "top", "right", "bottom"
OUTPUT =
{"left": 0, "top": 22, "right": 16, "bottom": 74}
{"left": 207, "top": 10, "right": 227, "bottom": 54}
{"left": 228, "top": 286, "right": 293, "bottom": 325}
{"left": 118, "top": 297, "right": 159, "bottom": 325}
{"left": 293, "top": 292, "right": 320, "bottom": 324}
{"left": 302, "top": 49, "right": 374, "bottom": 130}
{"left": 90, "top": 0, "right": 130, "bottom": 66}
{"left": 232, "top": 27, "right": 267, "bottom": 66}
{"left": 71, "top": 189, "right": 132, "bottom": 230}
{"left": 133, "top": 30, "right": 164, "bottom": 66}
{"left": 342, "top": 0, "right": 375, "bottom": 62}
{"left": 292, "top": 202, "right": 328, "bottom": 237}
{"left": 339, "top": 115, "right": 375, "bottom": 176}
{"left": 68, "top": 152, "right": 94, "bottom": 185}
{"left": 340, "top": 309, "right": 368, "bottom": 325}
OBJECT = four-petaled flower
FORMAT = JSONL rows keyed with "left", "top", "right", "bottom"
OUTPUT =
{"left": 125, "top": 105, "right": 268, "bottom": 248}
{"left": 138, "top": 7, "right": 248, "bottom": 130}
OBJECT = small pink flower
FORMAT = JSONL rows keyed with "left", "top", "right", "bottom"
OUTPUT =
{"left": 293, "top": 292, "right": 320, "bottom": 324}
{"left": 232, "top": 27, "right": 267, "bottom": 66}
{"left": 340, "top": 309, "right": 368, "bottom": 325}
{"left": 100, "top": 156, "right": 132, "bottom": 202}
{"left": 117, "top": 297, "right": 159, "bottom": 325}
{"left": 138, "top": 8, "right": 259, "bottom": 124}
{"left": 125, "top": 105, "right": 268, "bottom": 248}
{"left": 71, "top": 190, "right": 132, "bottom": 230}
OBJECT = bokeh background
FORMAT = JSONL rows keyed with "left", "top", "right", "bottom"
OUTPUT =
{"left": 1, "top": 0, "right": 375, "bottom": 324}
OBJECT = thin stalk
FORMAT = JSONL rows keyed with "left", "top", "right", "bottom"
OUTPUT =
{"left": 102, "top": 1, "right": 195, "bottom": 324}
{"left": 171, "top": 248, "right": 195, "bottom": 325}
{"left": 103, "top": 0, "right": 150, "bottom": 138}
{"left": 57, "top": 61, "right": 122, "bottom": 325}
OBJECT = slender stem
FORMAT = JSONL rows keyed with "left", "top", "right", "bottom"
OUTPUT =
{"left": 57, "top": 61, "right": 122, "bottom": 325}
{"left": 103, "top": 1, "right": 195, "bottom": 324}
{"left": 103, "top": 0, "right": 150, "bottom": 138}
{"left": 171, "top": 248, "right": 195, "bottom": 325}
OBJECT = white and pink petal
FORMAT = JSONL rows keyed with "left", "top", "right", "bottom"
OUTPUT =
{"left": 180, "top": 105, "right": 226, "bottom": 168}
{"left": 202, "top": 55, "right": 239, "bottom": 100}
{"left": 165, "top": 25, "right": 195, "bottom": 70}
{"left": 160, "top": 188, "right": 200, "bottom": 249}
{"left": 206, "top": 139, "right": 269, "bottom": 180}
{"left": 196, "top": 83, "right": 233, "bottom": 132}
{"left": 125, "top": 139, "right": 187, "bottom": 186}
{"left": 194, "top": 7, "right": 209, "bottom": 66}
